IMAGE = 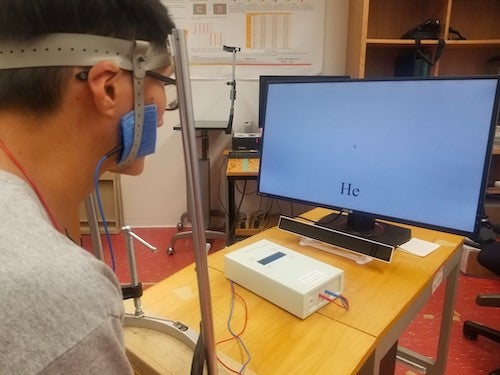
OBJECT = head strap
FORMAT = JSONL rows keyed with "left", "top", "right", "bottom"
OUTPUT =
{"left": 0, "top": 33, "right": 170, "bottom": 70}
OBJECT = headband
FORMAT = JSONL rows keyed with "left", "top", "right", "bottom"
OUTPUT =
{"left": 0, "top": 33, "right": 172, "bottom": 167}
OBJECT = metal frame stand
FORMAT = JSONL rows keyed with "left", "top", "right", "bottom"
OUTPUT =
{"left": 171, "top": 28, "right": 218, "bottom": 375}
{"left": 120, "top": 226, "right": 199, "bottom": 349}
{"left": 222, "top": 45, "right": 240, "bottom": 135}
{"left": 85, "top": 29, "right": 219, "bottom": 374}
{"left": 83, "top": 193, "right": 104, "bottom": 260}
{"left": 85, "top": 204, "right": 201, "bottom": 366}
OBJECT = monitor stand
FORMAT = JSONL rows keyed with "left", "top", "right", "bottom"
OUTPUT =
{"left": 316, "top": 212, "right": 411, "bottom": 247}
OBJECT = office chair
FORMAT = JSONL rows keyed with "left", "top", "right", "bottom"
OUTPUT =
{"left": 463, "top": 241, "right": 500, "bottom": 375}
{"left": 167, "top": 126, "right": 228, "bottom": 255}
{"left": 168, "top": 200, "right": 226, "bottom": 255}
{"left": 167, "top": 142, "right": 226, "bottom": 255}
{"left": 168, "top": 223, "right": 226, "bottom": 255}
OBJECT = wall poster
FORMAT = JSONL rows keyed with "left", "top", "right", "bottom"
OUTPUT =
{"left": 162, "top": 0, "right": 326, "bottom": 79}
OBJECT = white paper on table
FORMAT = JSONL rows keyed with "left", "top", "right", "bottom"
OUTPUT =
{"left": 398, "top": 238, "right": 440, "bottom": 257}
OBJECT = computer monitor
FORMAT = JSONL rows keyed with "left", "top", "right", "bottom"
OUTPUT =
{"left": 258, "top": 76, "right": 500, "bottom": 245}
{"left": 258, "top": 75, "right": 349, "bottom": 128}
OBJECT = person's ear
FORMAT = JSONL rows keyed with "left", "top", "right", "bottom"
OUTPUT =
{"left": 86, "top": 62, "right": 128, "bottom": 116}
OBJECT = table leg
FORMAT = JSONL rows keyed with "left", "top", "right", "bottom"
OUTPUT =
{"left": 227, "top": 178, "right": 236, "bottom": 245}
{"left": 396, "top": 249, "right": 461, "bottom": 375}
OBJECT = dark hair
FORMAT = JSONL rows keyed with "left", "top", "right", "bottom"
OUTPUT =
{"left": 0, "top": 0, "right": 175, "bottom": 113}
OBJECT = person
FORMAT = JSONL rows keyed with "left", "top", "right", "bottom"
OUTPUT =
{"left": 0, "top": 0, "right": 175, "bottom": 373}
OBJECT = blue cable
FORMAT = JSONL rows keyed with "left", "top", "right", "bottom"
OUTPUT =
{"left": 324, "top": 289, "right": 341, "bottom": 299}
{"left": 94, "top": 154, "right": 116, "bottom": 272}
{"left": 325, "top": 289, "right": 349, "bottom": 311}
{"left": 228, "top": 281, "right": 251, "bottom": 373}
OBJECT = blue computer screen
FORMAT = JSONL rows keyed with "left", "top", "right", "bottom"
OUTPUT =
{"left": 258, "top": 77, "right": 500, "bottom": 236}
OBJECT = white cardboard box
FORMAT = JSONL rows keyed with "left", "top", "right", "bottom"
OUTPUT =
{"left": 460, "top": 244, "right": 499, "bottom": 279}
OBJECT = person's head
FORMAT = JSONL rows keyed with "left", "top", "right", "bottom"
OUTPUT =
{"left": 0, "top": 0, "right": 176, "bottom": 174}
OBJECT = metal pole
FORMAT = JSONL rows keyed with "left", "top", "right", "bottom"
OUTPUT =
{"left": 223, "top": 45, "right": 240, "bottom": 134}
{"left": 84, "top": 193, "right": 104, "bottom": 260}
{"left": 170, "top": 29, "right": 218, "bottom": 375}
{"left": 121, "top": 225, "right": 157, "bottom": 318}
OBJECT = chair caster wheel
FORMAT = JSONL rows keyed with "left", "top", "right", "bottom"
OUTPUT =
{"left": 168, "top": 246, "right": 175, "bottom": 255}
{"left": 176, "top": 222, "right": 183, "bottom": 230}
{"left": 463, "top": 321, "right": 479, "bottom": 340}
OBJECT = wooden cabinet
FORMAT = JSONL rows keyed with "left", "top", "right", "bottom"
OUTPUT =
{"left": 346, "top": 0, "right": 500, "bottom": 79}
{"left": 78, "top": 172, "right": 124, "bottom": 234}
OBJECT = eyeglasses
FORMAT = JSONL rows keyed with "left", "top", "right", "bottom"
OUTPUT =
{"left": 145, "top": 71, "right": 178, "bottom": 111}
{"left": 75, "top": 70, "right": 178, "bottom": 111}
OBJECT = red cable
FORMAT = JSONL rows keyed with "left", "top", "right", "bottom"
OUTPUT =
{"left": 0, "top": 139, "right": 60, "bottom": 231}
{"left": 319, "top": 293, "right": 350, "bottom": 311}
{"left": 215, "top": 288, "right": 249, "bottom": 374}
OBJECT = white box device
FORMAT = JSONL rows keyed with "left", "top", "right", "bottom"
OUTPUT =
{"left": 224, "top": 239, "right": 344, "bottom": 319}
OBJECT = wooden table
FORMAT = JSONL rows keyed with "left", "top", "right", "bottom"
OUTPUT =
{"left": 124, "top": 208, "right": 463, "bottom": 375}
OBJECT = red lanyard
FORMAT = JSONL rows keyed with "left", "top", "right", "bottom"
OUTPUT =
{"left": 0, "top": 139, "right": 60, "bottom": 231}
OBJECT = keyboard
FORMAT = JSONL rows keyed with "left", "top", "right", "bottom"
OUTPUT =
{"left": 227, "top": 150, "right": 260, "bottom": 159}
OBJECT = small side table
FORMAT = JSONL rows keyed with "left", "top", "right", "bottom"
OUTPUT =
{"left": 225, "top": 156, "right": 260, "bottom": 244}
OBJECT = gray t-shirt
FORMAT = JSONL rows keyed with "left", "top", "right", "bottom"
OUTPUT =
{"left": 0, "top": 171, "right": 133, "bottom": 374}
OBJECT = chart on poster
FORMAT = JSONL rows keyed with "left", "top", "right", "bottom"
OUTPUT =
{"left": 162, "top": 0, "right": 325, "bottom": 79}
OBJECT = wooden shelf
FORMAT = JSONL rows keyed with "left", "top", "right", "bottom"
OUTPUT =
{"left": 486, "top": 187, "right": 500, "bottom": 195}
{"left": 346, "top": 0, "right": 500, "bottom": 79}
{"left": 366, "top": 39, "right": 442, "bottom": 45}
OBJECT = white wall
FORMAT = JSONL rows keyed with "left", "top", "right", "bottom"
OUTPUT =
{"left": 121, "top": 1, "right": 349, "bottom": 227}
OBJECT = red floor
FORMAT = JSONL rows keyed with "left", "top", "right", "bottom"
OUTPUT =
{"left": 82, "top": 227, "right": 500, "bottom": 375}
{"left": 396, "top": 275, "right": 499, "bottom": 375}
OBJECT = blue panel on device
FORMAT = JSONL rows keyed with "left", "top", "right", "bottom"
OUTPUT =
{"left": 258, "top": 251, "right": 286, "bottom": 265}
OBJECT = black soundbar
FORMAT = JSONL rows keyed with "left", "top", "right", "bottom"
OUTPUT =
{"left": 277, "top": 216, "right": 395, "bottom": 263}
